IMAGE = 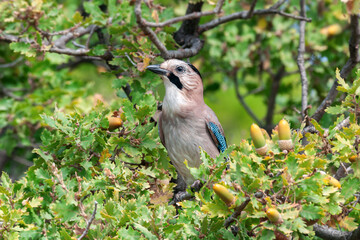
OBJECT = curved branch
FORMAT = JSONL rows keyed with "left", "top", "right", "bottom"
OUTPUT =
{"left": 312, "top": 14, "right": 360, "bottom": 121}
{"left": 78, "top": 201, "right": 98, "bottom": 240}
{"left": 224, "top": 197, "right": 250, "bottom": 229}
{"left": 313, "top": 223, "right": 360, "bottom": 240}
{"left": 134, "top": 0, "right": 168, "bottom": 58}
{"left": 144, "top": 0, "right": 224, "bottom": 28}
{"left": 233, "top": 70, "right": 263, "bottom": 126}
{"left": 0, "top": 57, "right": 23, "bottom": 68}
{"left": 198, "top": 6, "right": 311, "bottom": 33}
{"left": 0, "top": 25, "right": 105, "bottom": 61}
{"left": 297, "top": 0, "right": 309, "bottom": 120}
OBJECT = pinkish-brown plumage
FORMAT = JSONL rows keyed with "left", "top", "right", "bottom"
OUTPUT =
{"left": 147, "top": 59, "right": 226, "bottom": 187}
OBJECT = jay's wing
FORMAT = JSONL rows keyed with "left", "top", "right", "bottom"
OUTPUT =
{"left": 206, "top": 121, "right": 227, "bottom": 153}
{"left": 158, "top": 112, "right": 166, "bottom": 147}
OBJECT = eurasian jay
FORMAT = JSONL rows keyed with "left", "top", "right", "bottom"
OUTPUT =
{"left": 147, "top": 59, "right": 227, "bottom": 189}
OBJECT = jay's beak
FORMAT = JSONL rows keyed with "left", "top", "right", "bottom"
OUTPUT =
{"left": 146, "top": 65, "right": 169, "bottom": 76}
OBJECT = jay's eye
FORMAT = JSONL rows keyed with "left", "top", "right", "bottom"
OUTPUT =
{"left": 176, "top": 66, "right": 185, "bottom": 73}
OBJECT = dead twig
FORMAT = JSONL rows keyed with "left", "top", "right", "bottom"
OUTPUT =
{"left": 78, "top": 201, "right": 98, "bottom": 240}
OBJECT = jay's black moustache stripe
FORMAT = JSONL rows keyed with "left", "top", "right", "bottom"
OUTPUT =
{"left": 168, "top": 72, "right": 183, "bottom": 90}
{"left": 187, "top": 63, "right": 202, "bottom": 80}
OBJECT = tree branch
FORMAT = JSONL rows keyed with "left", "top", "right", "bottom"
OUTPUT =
{"left": 297, "top": 0, "right": 309, "bottom": 120}
{"left": 134, "top": 0, "right": 169, "bottom": 58}
{"left": 78, "top": 201, "right": 98, "bottom": 240}
{"left": 0, "top": 25, "right": 106, "bottom": 61}
{"left": 313, "top": 223, "right": 360, "bottom": 240}
{"left": 233, "top": 70, "right": 263, "bottom": 126}
{"left": 312, "top": 14, "right": 360, "bottom": 121}
{"left": 224, "top": 197, "right": 251, "bottom": 229}
{"left": 198, "top": 3, "right": 311, "bottom": 33}
{"left": 144, "top": 0, "right": 224, "bottom": 28}
{"left": 265, "top": 65, "right": 285, "bottom": 132}
{"left": 0, "top": 57, "right": 23, "bottom": 68}
{"left": 246, "top": 0, "right": 258, "bottom": 18}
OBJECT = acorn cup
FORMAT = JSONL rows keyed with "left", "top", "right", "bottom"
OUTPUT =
{"left": 278, "top": 119, "right": 294, "bottom": 151}
{"left": 250, "top": 124, "right": 268, "bottom": 156}
{"left": 213, "top": 184, "right": 236, "bottom": 207}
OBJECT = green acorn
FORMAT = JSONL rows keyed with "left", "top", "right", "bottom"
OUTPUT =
{"left": 213, "top": 184, "right": 236, "bottom": 207}
{"left": 278, "top": 119, "right": 293, "bottom": 151}
{"left": 250, "top": 124, "right": 268, "bottom": 155}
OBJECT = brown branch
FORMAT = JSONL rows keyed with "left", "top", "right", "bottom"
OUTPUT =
{"left": 0, "top": 32, "right": 35, "bottom": 44}
{"left": 144, "top": 0, "right": 224, "bottom": 28}
{"left": 314, "top": 223, "right": 360, "bottom": 240}
{"left": 53, "top": 25, "right": 95, "bottom": 49}
{"left": 0, "top": 57, "right": 23, "bottom": 68}
{"left": 78, "top": 201, "right": 98, "bottom": 240}
{"left": 246, "top": 0, "right": 258, "bottom": 18}
{"left": 312, "top": 14, "right": 360, "bottom": 121}
{"left": 297, "top": 0, "right": 309, "bottom": 120}
{"left": 198, "top": 3, "right": 311, "bottom": 33}
{"left": 0, "top": 26, "right": 106, "bottom": 61}
{"left": 233, "top": 70, "right": 263, "bottom": 126}
{"left": 134, "top": 0, "right": 168, "bottom": 57}
{"left": 224, "top": 197, "right": 250, "bottom": 228}
{"left": 265, "top": 65, "right": 286, "bottom": 132}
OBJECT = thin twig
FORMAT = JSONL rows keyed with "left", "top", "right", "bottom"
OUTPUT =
{"left": 72, "top": 41, "right": 86, "bottom": 49}
{"left": 134, "top": 0, "right": 168, "bottom": 58}
{"left": 224, "top": 197, "right": 251, "bottom": 228}
{"left": 86, "top": 25, "right": 97, "bottom": 49}
{"left": 312, "top": 15, "right": 360, "bottom": 121}
{"left": 265, "top": 65, "right": 285, "bottom": 131}
{"left": 198, "top": 4, "right": 311, "bottom": 33}
{"left": 78, "top": 201, "right": 98, "bottom": 240}
{"left": 125, "top": 53, "right": 137, "bottom": 67}
{"left": 0, "top": 57, "right": 23, "bottom": 68}
{"left": 246, "top": 0, "right": 258, "bottom": 18}
{"left": 233, "top": 70, "right": 263, "bottom": 126}
{"left": 145, "top": 0, "right": 225, "bottom": 28}
{"left": 297, "top": 0, "right": 309, "bottom": 120}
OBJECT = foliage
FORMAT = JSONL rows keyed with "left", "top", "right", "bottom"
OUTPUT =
{"left": 0, "top": 69, "right": 359, "bottom": 239}
{"left": 0, "top": 0, "right": 360, "bottom": 239}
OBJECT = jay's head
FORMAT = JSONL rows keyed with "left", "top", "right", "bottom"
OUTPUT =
{"left": 146, "top": 59, "right": 203, "bottom": 98}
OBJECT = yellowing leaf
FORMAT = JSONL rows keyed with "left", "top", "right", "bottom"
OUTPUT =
{"left": 137, "top": 57, "right": 151, "bottom": 72}
{"left": 336, "top": 68, "right": 350, "bottom": 92}
{"left": 339, "top": 216, "right": 358, "bottom": 231}
{"left": 151, "top": 10, "right": 159, "bottom": 23}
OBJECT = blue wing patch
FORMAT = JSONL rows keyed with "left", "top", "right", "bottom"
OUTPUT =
{"left": 207, "top": 122, "right": 227, "bottom": 153}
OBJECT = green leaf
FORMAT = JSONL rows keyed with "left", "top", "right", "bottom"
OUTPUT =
{"left": 9, "top": 42, "right": 36, "bottom": 57}
{"left": 341, "top": 177, "right": 360, "bottom": 197}
{"left": 133, "top": 223, "right": 157, "bottom": 240}
{"left": 259, "top": 229, "right": 275, "bottom": 240}
{"left": 80, "top": 133, "right": 94, "bottom": 150}
{"left": 73, "top": 11, "right": 83, "bottom": 23}
{"left": 325, "top": 105, "right": 346, "bottom": 115}
{"left": 300, "top": 205, "right": 323, "bottom": 220}
{"left": 336, "top": 68, "right": 350, "bottom": 92}
{"left": 310, "top": 119, "right": 324, "bottom": 135}
{"left": 59, "top": 229, "right": 73, "bottom": 240}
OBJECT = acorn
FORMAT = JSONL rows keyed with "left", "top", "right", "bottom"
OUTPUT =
{"left": 266, "top": 207, "right": 283, "bottom": 224}
{"left": 250, "top": 124, "right": 268, "bottom": 156}
{"left": 324, "top": 175, "right": 341, "bottom": 189}
{"left": 278, "top": 119, "right": 293, "bottom": 151}
{"left": 213, "top": 184, "right": 236, "bottom": 207}
{"left": 349, "top": 155, "right": 358, "bottom": 163}
{"left": 107, "top": 116, "right": 123, "bottom": 131}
